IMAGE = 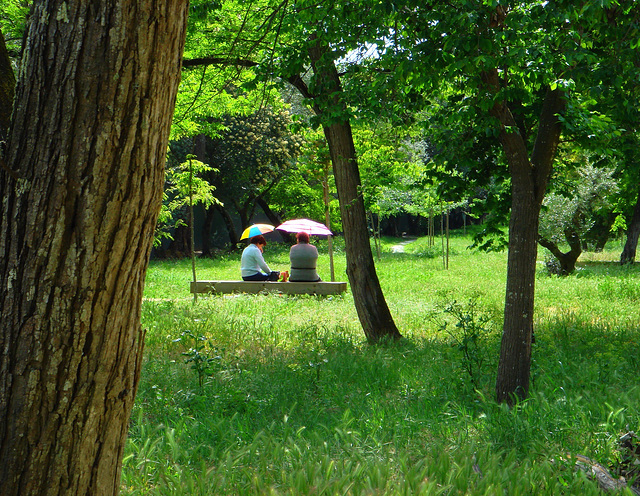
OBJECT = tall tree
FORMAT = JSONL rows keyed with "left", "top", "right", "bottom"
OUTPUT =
{"left": 492, "top": 84, "right": 565, "bottom": 402}
{"left": 388, "top": 1, "right": 640, "bottom": 402}
{"left": 305, "top": 36, "right": 401, "bottom": 341}
{"left": 0, "top": 1, "right": 189, "bottom": 494}
{"left": 208, "top": 108, "right": 303, "bottom": 244}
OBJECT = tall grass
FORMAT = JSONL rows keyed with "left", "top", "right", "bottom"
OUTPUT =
{"left": 123, "top": 231, "right": 640, "bottom": 494}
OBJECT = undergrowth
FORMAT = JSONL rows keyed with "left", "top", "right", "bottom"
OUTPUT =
{"left": 122, "top": 232, "right": 640, "bottom": 494}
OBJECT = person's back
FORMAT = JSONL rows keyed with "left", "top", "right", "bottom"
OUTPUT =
{"left": 241, "top": 235, "right": 280, "bottom": 281}
{"left": 289, "top": 232, "right": 320, "bottom": 282}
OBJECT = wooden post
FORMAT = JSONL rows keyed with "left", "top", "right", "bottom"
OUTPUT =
{"left": 446, "top": 208, "right": 450, "bottom": 270}
{"left": 429, "top": 208, "right": 435, "bottom": 246}
{"left": 441, "top": 210, "right": 445, "bottom": 269}
{"left": 323, "top": 163, "right": 335, "bottom": 281}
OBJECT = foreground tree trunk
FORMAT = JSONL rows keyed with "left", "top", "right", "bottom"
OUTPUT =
{"left": 486, "top": 77, "right": 565, "bottom": 404}
{"left": 0, "top": 1, "right": 189, "bottom": 495}
{"left": 621, "top": 186, "right": 640, "bottom": 264}
{"left": 308, "top": 38, "right": 401, "bottom": 343}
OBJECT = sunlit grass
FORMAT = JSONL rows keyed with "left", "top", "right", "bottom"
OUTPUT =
{"left": 125, "top": 231, "right": 640, "bottom": 494}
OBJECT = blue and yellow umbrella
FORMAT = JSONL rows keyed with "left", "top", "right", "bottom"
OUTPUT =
{"left": 240, "top": 223, "right": 275, "bottom": 240}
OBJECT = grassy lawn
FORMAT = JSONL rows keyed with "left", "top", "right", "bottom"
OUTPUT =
{"left": 123, "top": 232, "right": 640, "bottom": 495}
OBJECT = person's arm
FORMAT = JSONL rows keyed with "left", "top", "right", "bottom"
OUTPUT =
{"left": 256, "top": 249, "right": 271, "bottom": 273}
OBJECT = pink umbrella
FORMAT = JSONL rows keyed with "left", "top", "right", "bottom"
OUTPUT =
{"left": 278, "top": 218, "right": 335, "bottom": 281}
{"left": 276, "top": 218, "right": 332, "bottom": 236}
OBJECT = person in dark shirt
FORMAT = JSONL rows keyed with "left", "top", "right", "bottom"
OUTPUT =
{"left": 288, "top": 231, "right": 321, "bottom": 282}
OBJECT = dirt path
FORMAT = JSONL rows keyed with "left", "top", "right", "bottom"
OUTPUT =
{"left": 391, "top": 238, "right": 417, "bottom": 253}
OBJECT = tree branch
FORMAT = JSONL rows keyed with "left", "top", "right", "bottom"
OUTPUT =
{"left": 181, "top": 55, "right": 317, "bottom": 102}
{"left": 182, "top": 56, "right": 258, "bottom": 68}
{"left": 530, "top": 86, "right": 566, "bottom": 203}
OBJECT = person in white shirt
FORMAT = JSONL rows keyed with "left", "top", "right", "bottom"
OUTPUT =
{"left": 241, "top": 235, "right": 280, "bottom": 281}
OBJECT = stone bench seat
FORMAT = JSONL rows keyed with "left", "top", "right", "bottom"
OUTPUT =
{"left": 190, "top": 280, "right": 348, "bottom": 296}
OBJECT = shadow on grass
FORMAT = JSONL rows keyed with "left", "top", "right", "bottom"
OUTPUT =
{"left": 133, "top": 309, "right": 639, "bottom": 457}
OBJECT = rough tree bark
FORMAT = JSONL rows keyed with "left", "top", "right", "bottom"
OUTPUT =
{"left": 621, "top": 185, "right": 640, "bottom": 264}
{"left": 0, "top": 1, "right": 189, "bottom": 495}
{"left": 307, "top": 37, "right": 401, "bottom": 343}
{"left": 485, "top": 71, "right": 565, "bottom": 403}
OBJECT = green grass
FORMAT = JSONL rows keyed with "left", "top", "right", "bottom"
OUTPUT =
{"left": 123, "top": 232, "right": 640, "bottom": 495}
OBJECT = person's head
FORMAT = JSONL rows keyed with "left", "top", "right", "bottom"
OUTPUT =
{"left": 296, "top": 231, "right": 310, "bottom": 244}
{"left": 250, "top": 235, "right": 267, "bottom": 247}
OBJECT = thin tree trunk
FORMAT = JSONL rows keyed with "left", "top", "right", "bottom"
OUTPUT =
{"left": 0, "top": 1, "right": 188, "bottom": 494}
{"left": 308, "top": 37, "right": 401, "bottom": 342}
{"left": 446, "top": 210, "right": 449, "bottom": 270}
{"left": 190, "top": 158, "right": 198, "bottom": 303}
{"left": 441, "top": 212, "right": 445, "bottom": 268}
{"left": 368, "top": 212, "right": 382, "bottom": 261}
{"left": 621, "top": 187, "right": 640, "bottom": 264}
{"left": 488, "top": 78, "right": 565, "bottom": 404}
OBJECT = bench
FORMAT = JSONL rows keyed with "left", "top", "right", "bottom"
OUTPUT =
{"left": 190, "top": 280, "right": 348, "bottom": 296}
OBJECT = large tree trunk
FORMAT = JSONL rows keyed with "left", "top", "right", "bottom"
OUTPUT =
{"left": 488, "top": 80, "right": 565, "bottom": 404}
{"left": 0, "top": 1, "right": 188, "bottom": 495}
{"left": 308, "top": 38, "right": 401, "bottom": 343}
{"left": 0, "top": 28, "right": 15, "bottom": 141}
{"left": 621, "top": 186, "right": 640, "bottom": 264}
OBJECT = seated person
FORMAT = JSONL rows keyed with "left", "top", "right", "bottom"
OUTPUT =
{"left": 288, "top": 231, "right": 321, "bottom": 282}
{"left": 241, "top": 235, "right": 280, "bottom": 281}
